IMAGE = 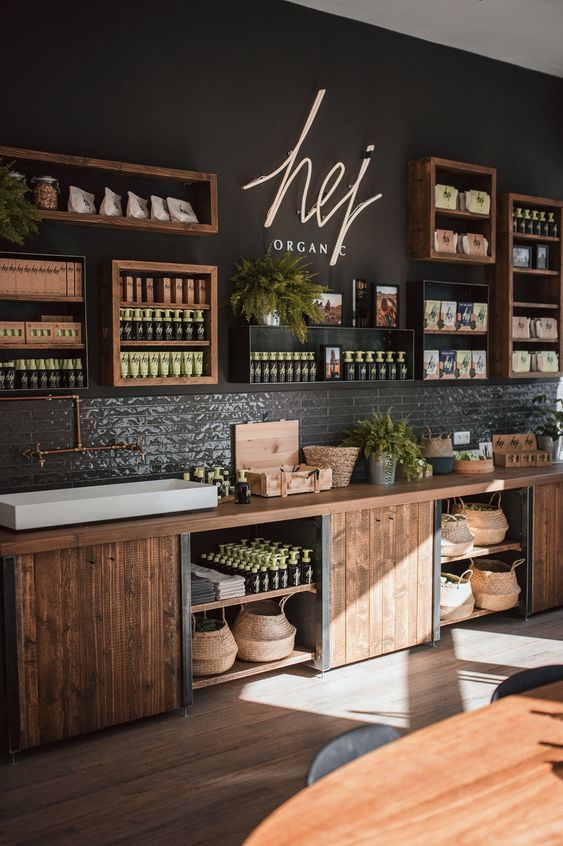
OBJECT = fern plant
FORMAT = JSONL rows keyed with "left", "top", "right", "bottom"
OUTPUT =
{"left": 341, "top": 409, "right": 424, "bottom": 481}
{"left": 0, "top": 161, "right": 40, "bottom": 245}
{"left": 229, "top": 249, "right": 326, "bottom": 342}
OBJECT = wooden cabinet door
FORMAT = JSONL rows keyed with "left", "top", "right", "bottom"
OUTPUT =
{"left": 532, "top": 482, "right": 563, "bottom": 613}
{"left": 13, "top": 536, "right": 183, "bottom": 749}
{"left": 330, "top": 503, "right": 434, "bottom": 668}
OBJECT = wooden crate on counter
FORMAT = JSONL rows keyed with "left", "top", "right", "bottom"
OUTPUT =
{"left": 492, "top": 433, "right": 551, "bottom": 467}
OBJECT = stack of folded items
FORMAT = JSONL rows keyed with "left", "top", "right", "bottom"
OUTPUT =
{"left": 192, "top": 564, "right": 246, "bottom": 600}
{"left": 191, "top": 573, "right": 215, "bottom": 606}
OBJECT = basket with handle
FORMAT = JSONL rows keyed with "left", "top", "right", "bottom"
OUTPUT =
{"left": 452, "top": 493, "right": 509, "bottom": 546}
{"left": 233, "top": 596, "right": 296, "bottom": 662}
{"left": 302, "top": 445, "right": 360, "bottom": 488}
{"left": 470, "top": 558, "right": 524, "bottom": 611}
{"left": 420, "top": 428, "right": 454, "bottom": 458}
{"left": 192, "top": 608, "right": 238, "bottom": 677}
{"left": 440, "top": 569, "right": 475, "bottom": 622}
{"left": 441, "top": 513, "right": 475, "bottom": 558}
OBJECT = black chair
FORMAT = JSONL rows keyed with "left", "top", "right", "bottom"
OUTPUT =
{"left": 491, "top": 665, "right": 563, "bottom": 702}
{"left": 306, "top": 723, "right": 400, "bottom": 786}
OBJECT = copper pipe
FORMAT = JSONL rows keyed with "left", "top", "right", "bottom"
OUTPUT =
{"left": 0, "top": 394, "right": 144, "bottom": 469}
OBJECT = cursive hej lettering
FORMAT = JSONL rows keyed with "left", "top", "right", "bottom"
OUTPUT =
{"left": 242, "top": 89, "right": 382, "bottom": 266}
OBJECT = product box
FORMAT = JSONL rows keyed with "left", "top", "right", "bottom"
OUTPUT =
{"left": 441, "top": 301, "right": 457, "bottom": 331}
{"left": 512, "top": 350, "right": 531, "bottom": 373}
{"left": 183, "top": 277, "right": 195, "bottom": 304}
{"left": 143, "top": 277, "right": 154, "bottom": 303}
{"left": 537, "top": 350, "right": 559, "bottom": 373}
{"left": 172, "top": 278, "right": 184, "bottom": 304}
{"left": 53, "top": 322, "right": 82, "bottom": 345}
{"left": 435, "top": 184, "right": 458, "bottom": 210}
{"left": 0, "top": 321, "right": 25, "bottom": 343}
{"left": 122, "top": 275, "right": 134, "bottom": 302}
{"left": 455, "top": 349, "right": 472, "bottom": 379}
{"left": 195, "top": 277, "right": 208, "bottom": 304}
{"left": 434, "top": 229, "right": 457, "bottom": 254}
{"left": 42, "top": 314, "right": 73, "bottom": 322}
{"left": 460, "top": 189, "right": 491, "bottom": 215}
{"left": 472, "top": 350, "right": 487, "bottom": 379}
{"left": 134, "top": 277, "right": 143, "bottom": 302}
{"left": 534, "top": 317, "right": 558, "bottom": 340}
{"left": 456, "top": 302, "right": 473, "bottom": 331}
{"left": 26, "top": 321, "right": 54, "bottom": 344}
{"left": 66, "top": 261, "right": 76, "bottom": 297}
{"left": 0, "top": 257, "right": 17, "bottom": 295}
{"left": 424, "top": 300, "right": 441, "bottom": 331}
{"left": 439, "top": 349, "right": 456, "bottom": 379}
{"left": 473, "top": 303, "right": 488, "bottom": 331}
{"left": 513, "top": 316, "right": 530, "bottom": 339}
{"left": 49, "top": 261, "right": 67, "bottom": 297}
{"left": 156, "top": 277, "right": 172, "bottom": 303}
{"left": 75, "top": 261, "right": 84, "bottom": 297}
{"left": 423, "top": 349, "right": 439, "bottom": 379}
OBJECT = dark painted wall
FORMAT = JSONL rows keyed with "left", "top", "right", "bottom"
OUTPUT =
{"left": 1, "top": 0, "right": 562, "bottom": 491}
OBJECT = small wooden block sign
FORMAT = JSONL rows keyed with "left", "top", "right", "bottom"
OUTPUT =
{"left": 234, "top": 420, "right": 332, "bottom": 497}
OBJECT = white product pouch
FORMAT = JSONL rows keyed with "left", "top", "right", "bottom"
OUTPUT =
{"left": 126, "top": 191, "right": 149, "bottom": 219}
{"left": 99, "top": 187, "right": 122, "bottom": 217}
{"left": 167, "top": 197, "right": 199, "bottom": 223}
{"left": 68, "top": 185, "right": 96, "bottom": 214}
{"left": 150, "top": 195, "right": 170, "bottom": 221}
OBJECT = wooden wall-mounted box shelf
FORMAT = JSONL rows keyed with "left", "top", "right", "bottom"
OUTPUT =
{"left": 490, "top": 193, "right": 563, "bottom": 379}
{"left": 101, "top": 259, "right": 218, "bottom": 387}
{"left": 408, "top": 157, "right": 496, "bottom": 264}
{"left": 0, "top": 146, "right": 218, "bottom": 236}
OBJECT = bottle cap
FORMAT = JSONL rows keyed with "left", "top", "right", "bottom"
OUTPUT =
{"left": 237, "top": 470, "right": 247, "bottom": 482}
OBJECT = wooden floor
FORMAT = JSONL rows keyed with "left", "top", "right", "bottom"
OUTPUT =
{"left": 1, "top": 609, "right": 563, "bottom": 846}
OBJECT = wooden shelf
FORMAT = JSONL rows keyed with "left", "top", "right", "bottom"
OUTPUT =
{"left": 192, "top": 583, "right": 316, "bottom": 613}
{"left": 512, "top": 302, "right": 559, "bottom": 310}
{"left": 114, "top": 376, "right": 218, "bottom": 386}
{"left": 121, "top": 340, "right": 210, "bottom": 348}
{"left": 0, "top": 343, "right": 85, "bottom": 350}
{"left": 440, "top": 608, "right": 500, "bottom": 627}
{"left": 512, "top": 338, "right": 560, "bottom": 344}
{"left": 426, "top": 329, "right": 488, "bottom": 336}
{"left": 429, "top": 251, "right": 494, "bottom": 265}
{"left": 121, "top": 301, "right": 210, "bottom": 310}
{"left": 0, "top": 145, "right": 218, "bottom": 236}
{"left": 0, "top": 294, "right": 84, "bottom": 303}
{"left": 513, "top": 232, "right": 560, "bottom": 243}
{"left": 192, "top": 648, "right": 315, "bottom": 689}
{"left": 510, "top": 371, "right": 562, "bottom": 379}
{"left": 441, "top": 541, "right": 522, "bottom": 565}
{"left": 435, "top": 208, "right": 490, "bottom": 220}
{"left": 512, "top": 268, "right": 559, "bottom": 276}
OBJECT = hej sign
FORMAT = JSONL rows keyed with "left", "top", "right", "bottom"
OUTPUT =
{"left": 243, "top": 89, "right": 382, "bottom": 266}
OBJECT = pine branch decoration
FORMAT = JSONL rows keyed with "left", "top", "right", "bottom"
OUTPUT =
{"left": 0, "top": 160, "right": 40, "bottom": 245}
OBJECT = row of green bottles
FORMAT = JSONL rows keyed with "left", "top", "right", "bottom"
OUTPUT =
{"left": 343, "top": 350, "right": 408, "bottom": 381}
{"left": 250, "top": 351, "right": 317, "bottom": 383}
{"left": 119, "top": 308, "right": 205, "bottom": 342}
{"left": 0, "top": 358, "right": 84, "bottom": 391}
{"left": 199, "top": 538, "right": 315, "bottom": 593}
{"left": 512, "top": 208, "right": 558, "bottom": 238}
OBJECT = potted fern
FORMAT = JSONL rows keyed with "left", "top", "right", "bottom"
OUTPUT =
{"left": 341, "top": 410, "right": 424, "bottom": 485}
{"left": 229, "top": 249, "right": 326, "bottom": 342}
{"left": 532, "top": 394, "right": 563, "bottom": 460}
{"left": 0, "top": 161, "right": 40, "bottom": 245}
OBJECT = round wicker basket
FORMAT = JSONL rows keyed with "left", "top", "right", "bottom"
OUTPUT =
{"left": 441, "top": 514, "right": 475, "bottom": 558}
{"left": 303, "top": 446, "right": 360, "bottom": 488}
{"left": 233, "top": 597, "right": 296, "bottom": 662}
{"left": 440, "top": 569, "right": 475, "bottom": 622}
{"left": 452, "top": 493, "right": 509, "bottom": 546}
{"left": 192, "top": 611, "right": 238, "bottom": 677}
{"left": 470, "top": 558, "right": 524, "bottom": 611}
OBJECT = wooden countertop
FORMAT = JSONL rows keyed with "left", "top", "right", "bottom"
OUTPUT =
{"left": 1, "top": 465, "right": 562, "bottom": 556}
{"left": 244, "top": 680, "right": 563, "bottom": 846}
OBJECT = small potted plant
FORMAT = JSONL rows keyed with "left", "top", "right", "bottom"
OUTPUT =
{"left": 532, "top": 394, "right": 563, "bottom": 461}
{"left": 340, "top": 409, "right": 424, "bottom": 485}
{"left": 0, "top": 160, "right": 40, "bottom": 245}
{"left": 229, "top": 248, "right": 326, "bottom": 342}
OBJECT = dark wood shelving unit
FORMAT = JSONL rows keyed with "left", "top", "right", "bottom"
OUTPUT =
{"left": 0, "top": 251, "right": 89, "bottom": 393}
{"left": 490, "top": 193, "right": 563, "bottom": 379}
{"left": 228, "top": 325, "right": 415, "bottom": 384}
{"left": 0, "top": 145, "right": 218, "bottom": 236}
{"left": 192, "top": 583, "right": 316, "bottom": 613}
{"left": 101, "top": 259, "right": 218, "bottom": 386}
{"left": 406, "top": 279, "right": 490, "bottom": 381}
{"left": 408, "top": 157, "right": 496, "bottom": 264}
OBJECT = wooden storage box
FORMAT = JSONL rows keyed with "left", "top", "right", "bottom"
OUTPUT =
{"left": 234, "top": 420, "right": 332, "bottom": 497}
{"left": 0, "top": 321, "right": 25, "bottom": 343}
{"left": 492, "top": 433, "right": 551, "bottom": 468}
{"left": 26, "top": 321, "right": 54, "bottom": 343}
{"left": 53, "top": 322, "right": 82, "bottom": 344}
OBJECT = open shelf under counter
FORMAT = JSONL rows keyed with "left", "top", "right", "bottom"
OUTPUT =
{"left": 192, "top": 583, "right": 316, "bottom": 613}
{"left": 192, "top": 648, "right": 316, "bottom": 689}
{"left": 441, "top": 541, "right": 522, "bottom": 566}
{"left": 440, "top": 608, "right": 501, "bottom": 628}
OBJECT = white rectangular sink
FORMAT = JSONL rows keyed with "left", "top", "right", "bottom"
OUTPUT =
{"left": 0, "top": 479, "right": 218, "bottom": 531}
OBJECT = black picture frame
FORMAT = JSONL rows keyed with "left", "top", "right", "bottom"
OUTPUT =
{"left": 512, "top": 245, "right": 532, "bottom": 268}
{"left": 321, "top": 344, "right": 342, "bottom": 381}
{"left": 535, "top": 244, "right": 549, "bottom": 270}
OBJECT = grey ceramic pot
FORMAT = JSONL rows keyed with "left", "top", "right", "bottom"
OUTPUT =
{"left": 537, "top": 435, "right": 563, "bottom": 461}
{"left": 367, "top": 453, "right": 397, "bottom": 485}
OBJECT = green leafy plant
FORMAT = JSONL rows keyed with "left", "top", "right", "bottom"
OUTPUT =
{"left": 531, "top": 394, "right": 563, "bottom": 439}
{"left": 229, "top": 248, "right": 326, "bottom": 342}
{"left": 340, "top": 409, "right": 424, "bottom": 480}
{"left": 0, "top": 160, "right": 40, "bottom": 245}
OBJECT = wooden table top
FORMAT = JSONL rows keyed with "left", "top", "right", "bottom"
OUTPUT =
{"left": 244, "top": 681, "right": 563, "bottom": 846}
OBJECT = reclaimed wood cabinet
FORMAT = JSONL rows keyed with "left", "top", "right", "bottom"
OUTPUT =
{"left": 3, "top": 536, "right": 184, "bottom": 752}
{"left": 330, "top": 502, "right": 434, "bottom": 668}
{"left": 532, "top": 482, "right": 563, "bottom": 613}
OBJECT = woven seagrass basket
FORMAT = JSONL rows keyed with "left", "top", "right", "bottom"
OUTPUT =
{"left": 233, "top": 597, "right": 296, "bottom": 662}
{"left": 440, "top": 569, "right": 475, "bottom": 623}
{"left": 441, "top": 513, "right": 475, "bottom": 558}
{"left": 303, "top": 446, "right": 360, "bottom": 488}
{"left": 452, "top": 493, "right": 509, "bottom": 546}
{"left": 192, "top": 610, "right": 238, "bottom": 677}
{"left": 470, "top": 558, "right": 524, "bottom": 611}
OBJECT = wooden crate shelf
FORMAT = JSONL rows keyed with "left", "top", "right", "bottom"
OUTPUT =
{"left": 490, "top": 193, "right": 563, "bottom": 379}
{"left": 408, "top": 156, "right": 496, "bottom": 264}
{"left": 0, "top": 145, "right": 218, "bottom": 236}
{"left": 101, "top": 259, "right": 218, "bottom": 387}
{"left": 192, "top": 648, "right": 315, "bottom": 689}
{"left": 192, "top": 583, "right": 316, "bottom": 613}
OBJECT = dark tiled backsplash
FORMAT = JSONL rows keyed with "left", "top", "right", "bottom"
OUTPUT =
{"left": 0, "top": 381, "right": 559, "bottom": 494}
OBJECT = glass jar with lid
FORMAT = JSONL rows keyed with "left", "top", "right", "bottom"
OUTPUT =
{"left": 30, "top": 175, "right": 60, "bottom": 210}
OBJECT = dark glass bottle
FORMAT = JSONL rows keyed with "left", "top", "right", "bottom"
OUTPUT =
{"left": 343, "top": 351, "right": 355, "bottom": 381}
{"left": 194, "top": 310, "right": 205, "bottom": 341}
{"left": 183, "top": 310, "right": 194, "bottom": 341}
{"left": 132, "top": 309, "right": 144, "bottom": 341}
{"left": 269, "top": 565, "right": 280, "bottom": 591}
{"left": 269, "top": 352, "right": 278, "bottom": 383}
{"left": 27, "top": 359, "right": 38, "bottom": 390}
{"left": 122, "top": 309, "right": 133, "bottom": 341}
{"left": 293, "top": 352, "right": 301, "bottom": 382}
{"left": 355, "top": 351, "right": 367, "bottom": 381}
{"left": 163, "top": 310, "right": 173, "bottom": 342}
{"left": 16, "top": 360, "right": 28, "bottom": 390}
{"left": 278, "top": 561, "right": 289, "bottom": 589}
{"left": 4, "top": 361, "right": 15, "bottom": 391}
{"left": 0, "top": 366, "right": 5, "bottom": 391}
{"left": 301, "top": 550, "right": 314, "bottom": 585}
{"left": 235, "top": 470, "right": 251, "bottom": 504}
{"left": 173, "top": 311, "right": 183, "bottom": 341}
{"left": 38, "top": 359, "right": 48, "bottom": 390}
{"left": 397, "top": 351, "right": 408, "bottom": 380}
{"left": 278, "top": 353, "right": 286, "bottom": 383}
{"left": 376, "top": 351, "right": 387, "bottom": 380}
{"left": 153, "top": 311, "right": 164, "bottom": 341}
{"left": 75, "top": 359, "right": 84, "bottom": 388}
{"left": 386, "top": 351, "right": 397, "bottom": 380}
{"left": 143, "top": 310, "right": 154, "bottom": 341}
{"left": 259, "top": 567, "right": 269, "bottom": 592}
{"left": 261, "top": 352, "right": 270, "bottom": 383}
{"left": 366, "top": 352, "right": 377, "bottom": 381}
{"left": 288, "top": 556, "right": 301, "bottom": 587}
{"left": 285, "top": 353, "right": 294, "bottom": 383}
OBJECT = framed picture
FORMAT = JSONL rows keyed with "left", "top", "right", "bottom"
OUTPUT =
{"left": 352, "top": 278, "right": 374, "bottom": 328}
{"left": 535, "top": 244, "right": 549, "bottom": 270}
{"left": 375, "top": 285, "right": 398, "bottom": 327}
{"left": 512, "top": 245, "right": 532, "bottom": 269}
{"left": 313, "top": 292, "right": 343, "bottom": 325}
{"left": 321, "top": 345, "right": 342, "bottom": 381}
